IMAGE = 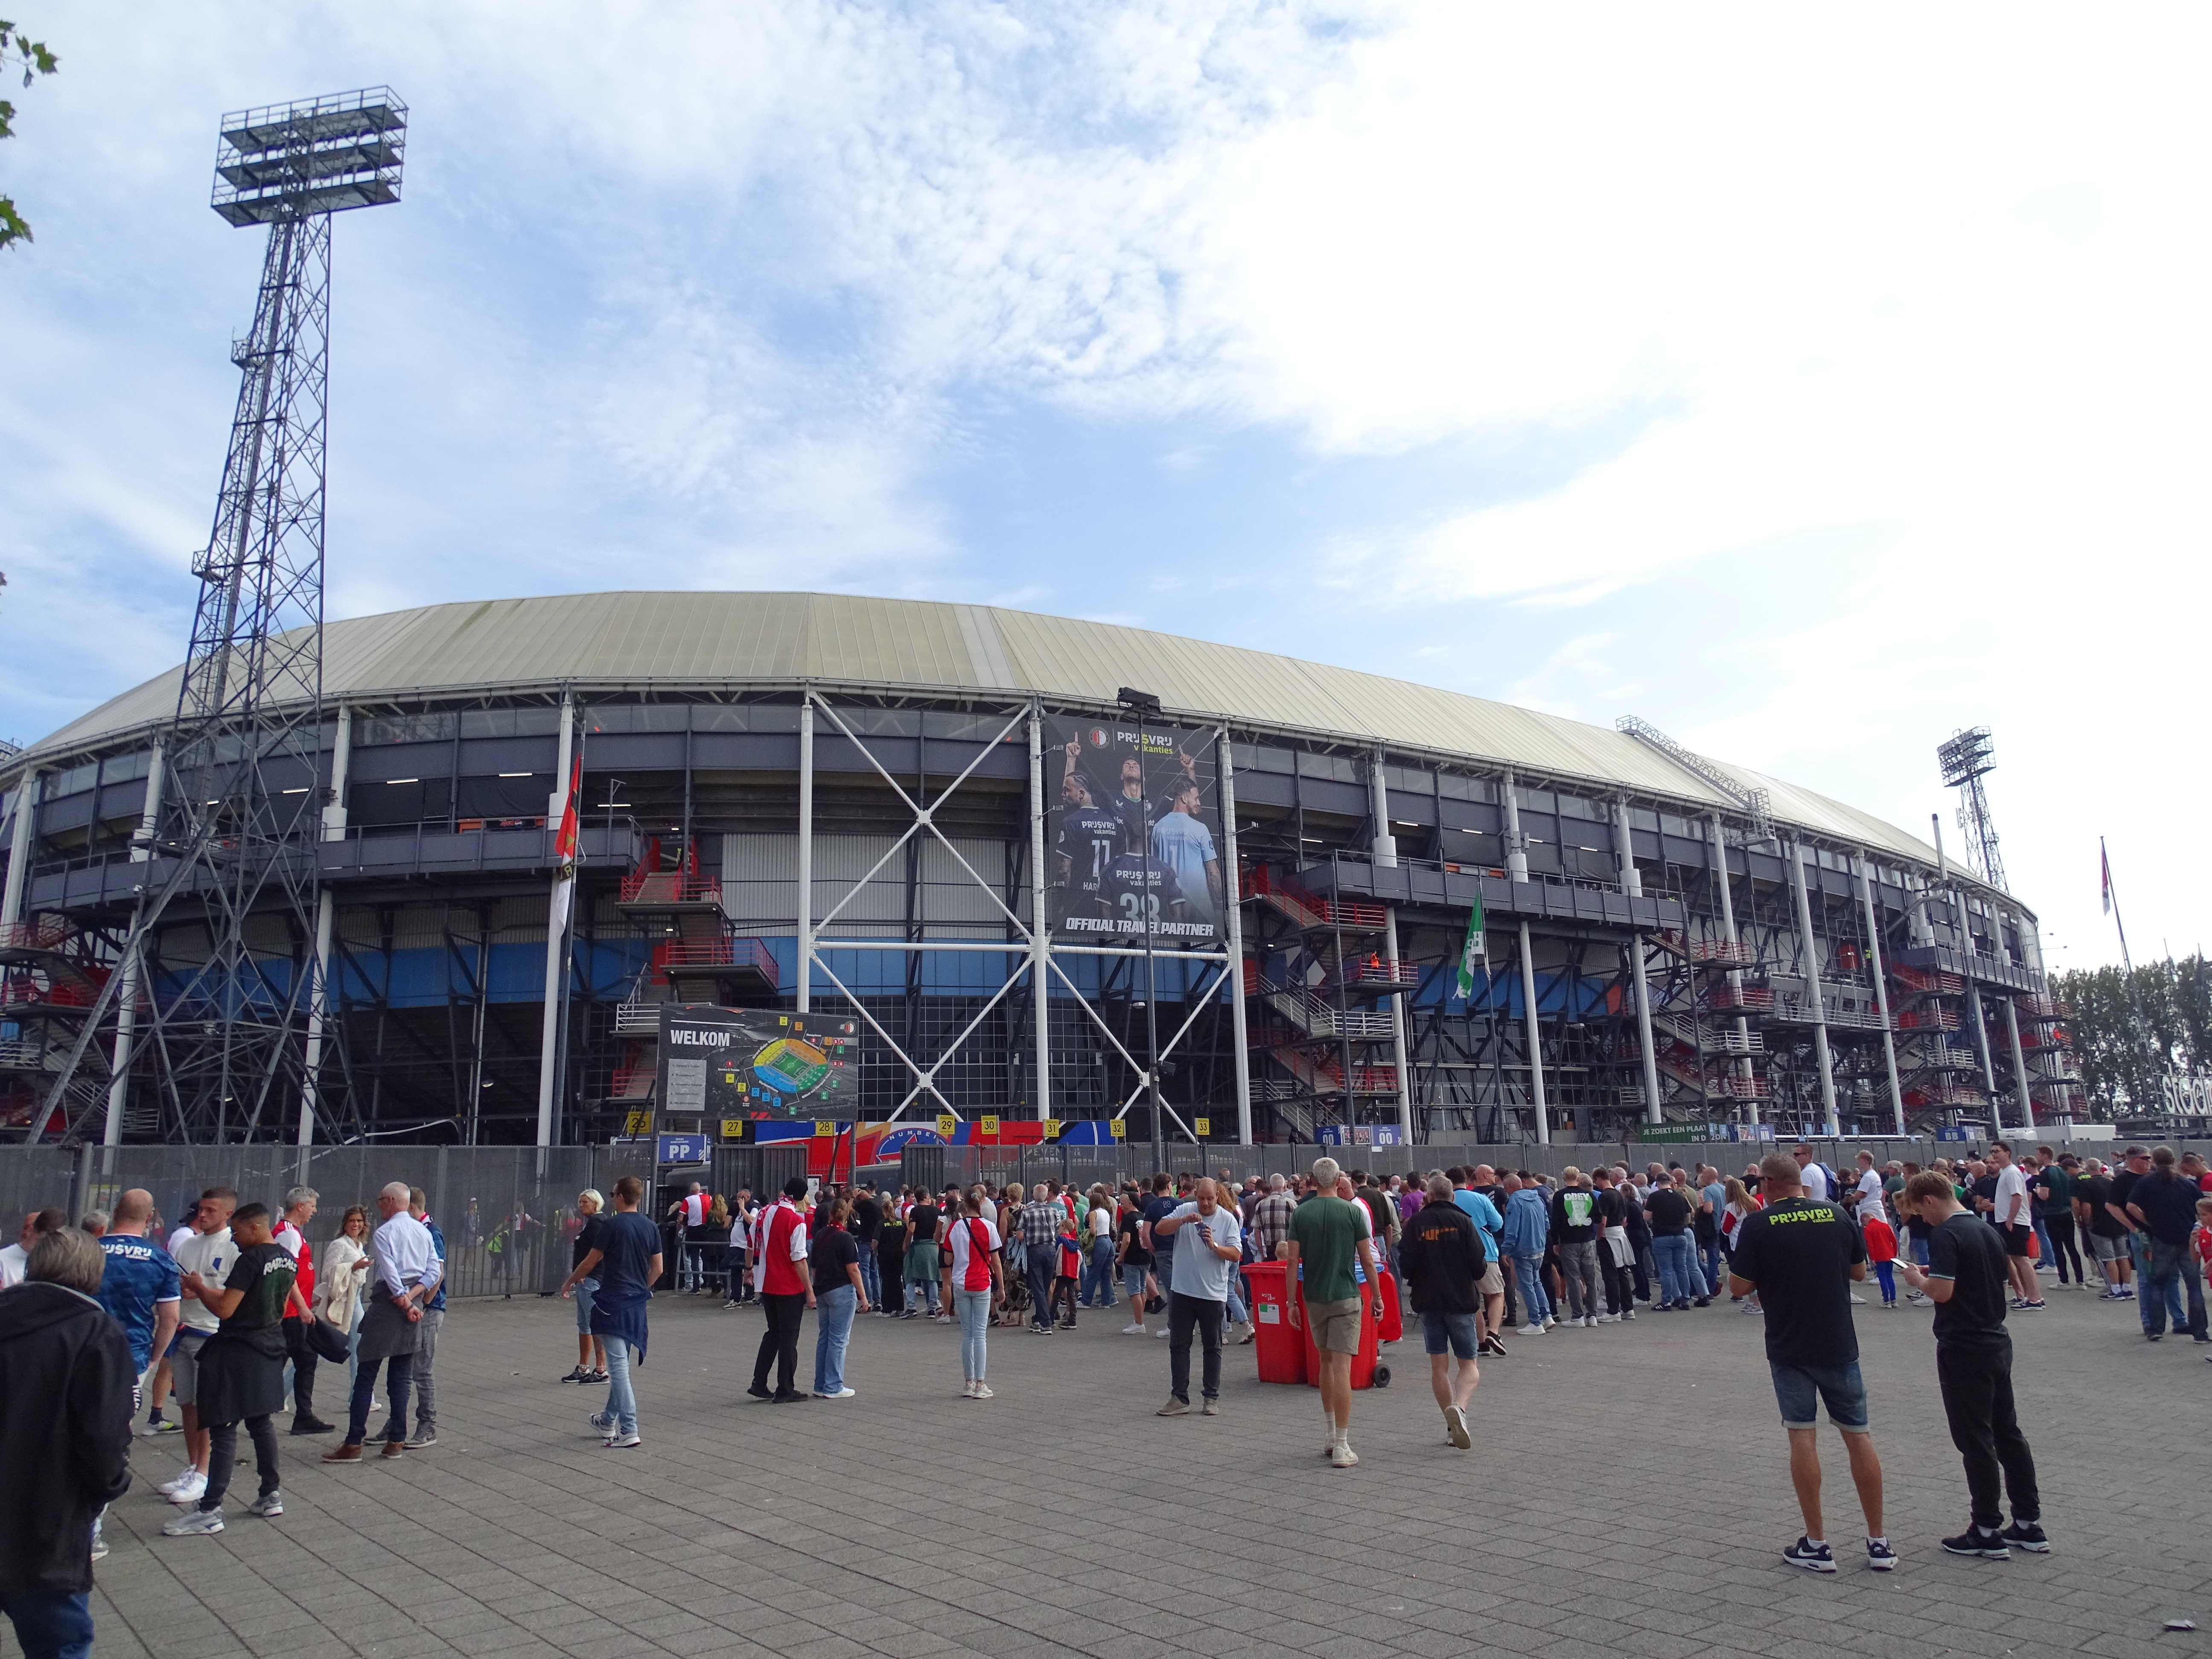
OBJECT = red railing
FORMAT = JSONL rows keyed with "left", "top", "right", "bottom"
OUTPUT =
{"left": 0, "top": 978, "right": 96, "bottom": 1010}
{"left": 1339, "top": 958, "right": 1420, "bottom": 992}
{"left": 0, "top": 917, "right": 70, "bottom": 952}
{"left": 1890, "top": 963, "right": 1964, "bottom": 997}
{"left": 1689, "top": 938, "right": 1759, "bottom": 968}
{"left": 649, "top": 935, "right": 778, "bottom": 985}
{"left": 609, "top": 1067, "right": 654, "bottom": 1100}
{"left": 2014, "top": 994, "right": 2069, "bottom": 1020}
{"left": 1894, "top": 1007, "right": 1962, "bottom": 1033}
{"left": 1707, "top": 985, "right": 1775, "bottom": 1013}
{"left": 1241, "top": 866, "right": 1386, "bottom": 931}
{"left": 620, "top": 870, "right": 724, "bottom": 906}
{"left": 1712, "top": 1074, "right": 1773, "bottom": 1101}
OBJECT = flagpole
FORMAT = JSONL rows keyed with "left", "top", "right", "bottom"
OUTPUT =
{"left": 2101, "top": 837, "right": 2134, "bottom": 973}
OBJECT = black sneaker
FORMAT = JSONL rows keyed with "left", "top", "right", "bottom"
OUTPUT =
{"left": 1782, "top": 1536, "right": 1837, "bottom": 1573}
{"left": 1692, "top": 1297, "right": 1711, "bottom": 1307}
{"left": 1866, "top": 1537, "right": 1898, "bottom": 1572}
{"left": 745, "top": 1383, "right": 774, "bottom": 1401}
{"left": 2000, "top": 1521, "right": 2051, "bottom": 1553}
{"left": 1941, "top": 1527, "right": 2011, "bottom": 1559}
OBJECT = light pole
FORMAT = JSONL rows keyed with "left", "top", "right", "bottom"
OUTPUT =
{"left": 1119, "top": 687, "right": 1165, "bottom": 1171}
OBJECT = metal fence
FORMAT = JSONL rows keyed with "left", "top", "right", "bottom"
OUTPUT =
{"left": 901, "top": 1135, "right": 2212, "bottom": 1195}
{"left": 0, "top": 1144, "right": 672, "bottom": 1298}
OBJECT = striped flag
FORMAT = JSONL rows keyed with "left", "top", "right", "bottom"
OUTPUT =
{"left": 2100, "top": 838, "right": 2112, "bottom": 915}
{"left": 549, "top": 753, "right": 583, "bottom": 935}
{"left": 1453, "top": 890, "right": 1487, "bottom": 1001}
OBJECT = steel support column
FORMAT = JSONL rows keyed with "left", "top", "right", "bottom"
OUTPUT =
{"left": 1854, "top": 853, "right": 1906, "bottom": 1136}
{"left": 1709, "top": 812, "right": 1754, "bottom": 1123}
{"left": 1028, "top": 709, "right": 1049, "bottom": 1123}
{"left": 1, "top": 767, "right": 40, "bottom": 927}
{"left": 101, "top": 745, "right": 166, "bottom": 1152}
{"left": 797, "top": 698, "right": 814, "bottom": 1015}
{"left": 1616, "top": 800, "right": 1662, "bottom": 1126}
{"left": 295, "top": 708, "right": 349, "bottom": 1161}
{"left": 533, "top": 693, "right": 575, "bottom": 1149}
{"left": 1219, "top": 730, "right": 1252, "bottom": 1145}
{"left": 1504, "top": 772, "right": 1547, "bottom": 1144}
{"left": 1371, "top": 756, "right": 1413, "bottom": 1145}
{"left": 1787, "top": 840, "right": 1839, "bottom": 1136}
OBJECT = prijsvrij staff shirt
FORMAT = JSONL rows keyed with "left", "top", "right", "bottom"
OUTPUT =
{"left": 1727, "top": 1197, "right": 1865, "bottom": 1369}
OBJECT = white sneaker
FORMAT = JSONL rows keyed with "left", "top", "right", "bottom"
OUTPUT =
{"left": 1516, "top": 1323, "right": 1545, "bottom": 1336}
{"left": 1155, "top": 1325, "right": 1172, "bottom": 1337}
{"left": 1541, "top": 1315, "right": 1557, "bottom": 1329}
{"left": 1582, "top": 1316, "right": 1598, "bottom": 1328}
{"left": 970, "top": 1382, "right": 994, "bottom": 1399}
{"left": 1121, "top": 1324, "right": 1147, "bottom": 1335}
{"left": 1595, "top": 1313, "right": 1617, "bottom": 1324}
{"left": 1329, "top": 1441, "right": 1359, "bottom": 1468}
{"left": 157, "top": 1469, "right": 198, "bottom": 1496}
{"left": 165, "top": 1471, "right": 208, "bottom": 1506}
{"left": 961, "top": 1380, "right": 978, "bottom": 1397}
{"left": 1848, "top": 1293, "right": 1866, "bottom": 1304}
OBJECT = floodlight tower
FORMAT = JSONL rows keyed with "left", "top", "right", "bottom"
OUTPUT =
{"left": 50, "top": 90, "right": 406, "bottom": 1146}
{"left": 1937, "top": 727, "right": 2006, "bottom": 893}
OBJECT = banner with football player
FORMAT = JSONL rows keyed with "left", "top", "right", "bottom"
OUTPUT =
{"left": 1046, "top": 717, "right": 1223, "bottom": 944}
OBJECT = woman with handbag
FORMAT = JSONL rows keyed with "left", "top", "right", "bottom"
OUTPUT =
{"left": 315, "top": 1206, "right": 373, "bottom": 1387}
{"left": 942, "top": 1194, "right": 1003, "bottom": 1399}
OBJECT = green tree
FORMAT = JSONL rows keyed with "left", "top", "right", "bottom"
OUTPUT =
{"left": 0, "top": 19, "right": 60, "bottom": 252}
{"left": 2052, "top": 956, "right": 2208, "bottom": 1112}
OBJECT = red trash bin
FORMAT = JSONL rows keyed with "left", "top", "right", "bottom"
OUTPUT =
{"left": 1246, "top": 1262, "right": 1305, "bottom": 1384}
{"left": 1299, "top": 1275, "right": 1381, "bottom": 1390}
{"left": 1376, "top": 1268, "right": 1403, "bottom": 1344}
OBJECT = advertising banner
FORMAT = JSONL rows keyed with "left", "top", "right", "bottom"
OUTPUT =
{"left": 1046, "top": 716, "right": 1223, "bottom": 945}
{"left": 657, "top": 1005, "right": 858, "bottom": 1120}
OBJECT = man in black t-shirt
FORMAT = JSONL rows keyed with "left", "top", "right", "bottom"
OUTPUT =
{"left": 1727, "top": 1153, "right": 1889, "bottom": 1575}
{"left": 1899, "top": 1170, "right": 2046, "bottom": 1558}
{"left": 2071, "top": 1163, "right": 2128, "bottom": 1296}
{"left": 850, "top": 1188, "right": 885, "bottom": 1314}
{"left": 1644, "top": 1182, "right": 1703, "bottom": 1310}
{"left": 2125, "top": 1147, "right": 2209, "bottom": 1342}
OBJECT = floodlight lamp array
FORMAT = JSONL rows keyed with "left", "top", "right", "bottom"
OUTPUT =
{"left": 211, "top": 85, "right": 407, "bottom": 227}
{"left": 1937, "top": 726, "right": 1994, "bottom": 787}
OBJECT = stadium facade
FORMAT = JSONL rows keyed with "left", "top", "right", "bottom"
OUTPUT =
{"left": 0, "top": 592, "right": 2081, "bottom": 1150}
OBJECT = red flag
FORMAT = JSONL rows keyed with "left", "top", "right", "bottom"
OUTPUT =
{"left": 553, "top": 754, "right": 582, "bottom": 868}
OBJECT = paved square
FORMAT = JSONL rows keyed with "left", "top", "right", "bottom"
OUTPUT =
{"left": 84, "top": 1280, "right": 2210, "bottom": 1659}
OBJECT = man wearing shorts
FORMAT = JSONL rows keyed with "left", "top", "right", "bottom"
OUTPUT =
{"left": 1985, "top": 1145, "right": 2043, "bottom": 1309}
{"left": 1399, "top": 1174, "right": 1482, "bottom": 1449}
{"left": 1729, "top": 1153, "right": 1892, "bottom": 1574}
{"left": 162, "top": 1187, "right": 239, "bottom": 1511}
{"left": 1283, "top": 1158, "right": 1382, "bottom": 1469}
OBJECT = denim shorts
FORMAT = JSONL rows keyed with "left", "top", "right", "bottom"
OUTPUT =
{"left": 1769, "top": 1359, "right": 1870, "bottom": 1432}
{"left": 1123, "top": 1265, "right": 1150, "bottom": 1304}
{"left": 1421, "top": 1310, "right": 1479, "bottom": 1360}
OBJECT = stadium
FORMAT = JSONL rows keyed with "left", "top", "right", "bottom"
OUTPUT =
{"left": 0, "top": 591, "right": 2081, "bottom": 1154}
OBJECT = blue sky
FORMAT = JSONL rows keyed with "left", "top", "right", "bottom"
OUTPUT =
{"left": 3, "top": 2, "right": 2207, "bottom": 973}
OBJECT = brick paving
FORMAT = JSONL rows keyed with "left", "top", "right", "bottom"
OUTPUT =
{"left": 83, "top": 1277, "right": 2211, "bottom": 1659}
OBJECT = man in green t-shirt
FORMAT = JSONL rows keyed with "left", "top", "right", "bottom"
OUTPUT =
{"left": 1284, "top": 1158, "right": 1383, "bottom": 1469}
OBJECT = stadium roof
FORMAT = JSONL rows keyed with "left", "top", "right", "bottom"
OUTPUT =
{"left": 18, "top": 591, "right": 1943, "bottom": 867}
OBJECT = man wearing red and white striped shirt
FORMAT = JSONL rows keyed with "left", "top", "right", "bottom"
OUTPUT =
{"left": 745, "top": 1179, "right": 815, "bottom": 1404}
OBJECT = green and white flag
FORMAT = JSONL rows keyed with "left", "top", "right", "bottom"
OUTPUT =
{"left": 1452, "top": 891, "right": 1487, "bottom": 1001}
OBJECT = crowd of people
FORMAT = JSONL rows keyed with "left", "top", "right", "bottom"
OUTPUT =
{"left": 3, "top": 1139, "right": 2209, "bottom": 1654}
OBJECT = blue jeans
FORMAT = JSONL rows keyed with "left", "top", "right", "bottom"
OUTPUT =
{"left": 2132, "top": 1233, "right": 2188, "bottom": 1331}
{"left": 1698, "top": 1236, "right": 1724, "bottom": 1295}
{"left": 1082, "top": 1237, "right": 1117, "bottom": 1305}
{"left": 573, "top": 1276, "right": 599, "bottom": 1335}
{"left": 1652, "top": 1234, "right": 1702, "bottom": 1305}
{"left": 2141, "top": 1239, "right": 2207, "bottom": 1339}
{"left": 346, "top": 1352, "right": 412, "bottom": 1446}
{"left": 0, "top": 1590, "right": 93, "bottom": 1659}
{"left": 955, "top": 1286, "right": 991, "bottom": 1380}
{"left": 602, "top": 1335, "right": 637, "bottom": 1435}
{"left": 1508, "top": 1253, "right": 1551, "bottom": 1324}
{"left": 813, "top": 1284, "right": 857, "bottom": 1393}
{"left": 856, "top": 1254, "right": 882, "bottom": 1308}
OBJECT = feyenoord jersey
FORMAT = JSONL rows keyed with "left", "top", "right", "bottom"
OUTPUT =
{"left": 1056, "top": 806, "right": 1124, "bottom": 895}
{"left": 1102, "top": 851, "right": 1178, "bottom": 934}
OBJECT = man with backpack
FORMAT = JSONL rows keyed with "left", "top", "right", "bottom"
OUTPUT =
{"left": 1400, "top": 1175, "right": 1484, "bottom": 1448}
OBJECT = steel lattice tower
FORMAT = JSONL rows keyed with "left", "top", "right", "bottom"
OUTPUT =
{"left": 35, "top": 89, "right": 405, "bottom": 1145}
{"left": 1938, "top": 725, "right": 2007, "bottom": 893}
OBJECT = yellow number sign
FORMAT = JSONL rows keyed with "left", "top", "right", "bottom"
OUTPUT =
{"left": 1042, "top": 1118, "right": 1062, "bottom": 1140}
{"left": 936, "top": 1114, "right": 958, "bottom": 1137}
{"left": 979, "top": 1115, "right": 1001, "bottom": 1136}
{"left": 720, "top": 1119, "right": 746, "bottom": 1139}
{"left": 1194, "top": 1117, "right": 1211, "bottom": 1138}
{"left": 1109, "top": 1118, "right": 1126, "bottom": 1141}
{"left": 814, "top": 1119, "right": 834, "bottom": 1138}
{"left": 623, "top": 1111, "right": 652, "bottom": 1136}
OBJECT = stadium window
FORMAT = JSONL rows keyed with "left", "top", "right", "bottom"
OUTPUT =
{"left": 1519, "top": 787, "right": 1556, "bottom": 813}
{"left": 355, "top": 711, "right": 457, "bottom": 746}
{"left": 459, "top": 707, "right": 564, "bottom": 739}
{"left": 1232, "top": 744, "right": 1293, "bottom": 774}
{"left": 99, "top": 751, "right": 152, "bottom": 786}
{"left": 1660, "top": 812, "right": 1693, "bottom": 837}
{"left": 745, "top": 704, "right": 802, "bottom": 732}
{"left": 1296, "top": 751, "right": 1357, "bottom": 783}
{"left": 838, "top": 708, "right": 921, "bottom": 737}
{"left": 584, "top": 703, "right": 689, "bottom": 734}
{"left": 922, "top": 710, "right": 1009, "bottom": 742}
{"left": 1435, "top": 773, "right": 1495, "bottom": 803}
{"left": 1556, "top": 794, "right": 1598, "bottom": 821}
{"left": 52, "top": 762, "right": 97, "bottom": 797}
{"left": 1630, "top": 807, "right": 1659, "bottom": 832}
{"left": 1382, "top": 764, "right": 1432, "bottom": 793}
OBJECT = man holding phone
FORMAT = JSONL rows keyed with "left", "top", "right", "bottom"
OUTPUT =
{"left": 1149, "top": 1179, "right": 1243, "bottom": 1418}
